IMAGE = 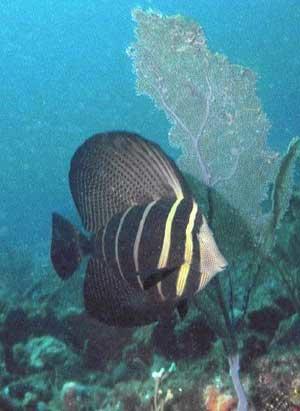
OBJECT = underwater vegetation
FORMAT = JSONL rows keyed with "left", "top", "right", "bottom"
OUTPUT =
{"left": 0, "top": 7, "right": 299, "bottom": 411}
{"left": 128, "top": 8, "right": 300, "bottom": 411}
{"left": 274, "top": 191, "right": 300, "bottom": 316}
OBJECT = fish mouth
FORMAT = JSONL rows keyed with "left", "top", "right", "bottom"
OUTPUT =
{"left": 218, "top": 254, "right": 228, "bottom": 272}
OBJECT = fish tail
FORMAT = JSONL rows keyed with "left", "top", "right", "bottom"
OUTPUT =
{"left": 51, "top": 212, "right": 92, "bottom": 280}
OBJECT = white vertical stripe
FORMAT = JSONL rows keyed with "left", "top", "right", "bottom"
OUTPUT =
{"left": 133, "top": 141, "right": 184, "bottom": 200}
{"left": 133, "top": 200, "right": 158, "bottom": 272}
{"left": 115, "top": 206, "right": 134, "bottom": 280}
{"left": 101, "top": 223, "right": 108, "bottom": 264}
{"left": 133, "top": 200, "right": 158, "bottom": 290}
{"left": 152, "top": 147, "right": 184, "bottom": 199}
{"left": 198, "top": 272, "right": 210, "bottom": 291}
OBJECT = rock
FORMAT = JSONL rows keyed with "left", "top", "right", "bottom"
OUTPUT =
{"left": 0, "top": 395, "right": 17, "bottom": 411}
{"left": 13, "top": 336, "right": 79, "bottom": 372}
{"left": 23, "top": 391, "right": 38, "bottom": 410}
{"left": 250, "top": 351, "right": 300, "bottom": 409}
{"left": 122, "top": 392, "right": 141, "bottom": 411}
{"left": 112, "top": 362, "right": 131, "bottom": 385}
{"left": 247, "top": 305, "right": 284, "bottom": 337}
{"left": 273, "top": 296, "right": 295, "bottom": 317}
{"left": 0, "top": 308, "right": 30, "bottom": 373}
{"left": 271, "top": 313, "right": 300, "bottom": 347}
{"left": 241, "top": 333, "right": 268, "bottom": 368}
{"left": 176, "top": 318, "right": 215, "bottom": 359}
{"left": 36, "top": 402, "right": 49, "bottom": 411}
{"left": 60, "top": 381, "right": 89, "bottom": 411}
{"left": 63, "top": 313, "right": 132, "bottom": 370}
{"left": 122, "top": 325, "right": 154, "bottom": 375}
{"left": 0, "top": 306, "right": 67, "bottom": 373}
{"left": 4, "top": 373, "right": 52, "bottom": 404}
{"left": 0, "top": 342, "right": 9, "bottom": 384}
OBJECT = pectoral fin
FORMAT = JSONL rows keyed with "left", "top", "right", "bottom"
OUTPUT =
{"left": 124, "top": 265, "right": 178, "bottom": 290}
{"left": 142, "top": 266, "right": 179, "bottom": 290}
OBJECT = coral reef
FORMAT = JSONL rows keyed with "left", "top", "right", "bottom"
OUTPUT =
{"left": 0, "top": 283, "right": 299, "bottom": 410}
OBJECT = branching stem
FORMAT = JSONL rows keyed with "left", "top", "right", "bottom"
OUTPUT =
{"left": 228, "top": 354, "right": 248, "bottom": 411}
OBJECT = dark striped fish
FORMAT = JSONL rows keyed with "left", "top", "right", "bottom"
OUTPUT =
{"left": 51, "top": 131, "right": 227, "bottom": 326}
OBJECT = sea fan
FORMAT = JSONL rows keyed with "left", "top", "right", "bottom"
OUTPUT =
{"left": 128, "top": 9, "right": 299, "bottom": 411}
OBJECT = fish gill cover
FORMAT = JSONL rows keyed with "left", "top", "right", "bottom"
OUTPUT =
{"left": 127, "top": 8, "right": 300, "bottom": 410}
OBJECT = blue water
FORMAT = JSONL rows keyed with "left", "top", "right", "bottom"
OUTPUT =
{"left": 0, "top": 0, "right": 299, "bottom": 251}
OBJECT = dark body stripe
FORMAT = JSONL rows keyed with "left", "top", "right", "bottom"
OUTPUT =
{"left": 118, "top": 204, "right": 152, "bottom": 289}
{"left": 137, "top": 199, "right": 176, "bottom": 273}
{"left": 136, "top": 199, "right": 177, "bottom": 302}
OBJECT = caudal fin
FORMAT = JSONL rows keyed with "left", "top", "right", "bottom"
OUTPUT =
{"left": 51, "top": 213, "right": 91, "bottom": 280}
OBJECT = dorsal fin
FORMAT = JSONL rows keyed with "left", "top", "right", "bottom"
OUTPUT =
{"left": 69, "top": 131, "right": 190, "bottom": 232}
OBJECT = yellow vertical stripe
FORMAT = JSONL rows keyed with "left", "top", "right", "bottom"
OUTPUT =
{"left": 176, "top": 201, "right": 198, "bottom": 297}
{"left": 157, "top": 197, "right": 183, "bottom": 300}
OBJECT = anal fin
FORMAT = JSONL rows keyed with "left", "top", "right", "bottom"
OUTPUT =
{"left": 177, "top": 299, "right": 189, "bottom": 320}
{"left": 125, "top": 266, "right": 179, "bottom": 290}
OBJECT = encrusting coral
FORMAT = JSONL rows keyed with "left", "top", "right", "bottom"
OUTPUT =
{"left": 204, "top": 385, "right": 237, "bottom": 411}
